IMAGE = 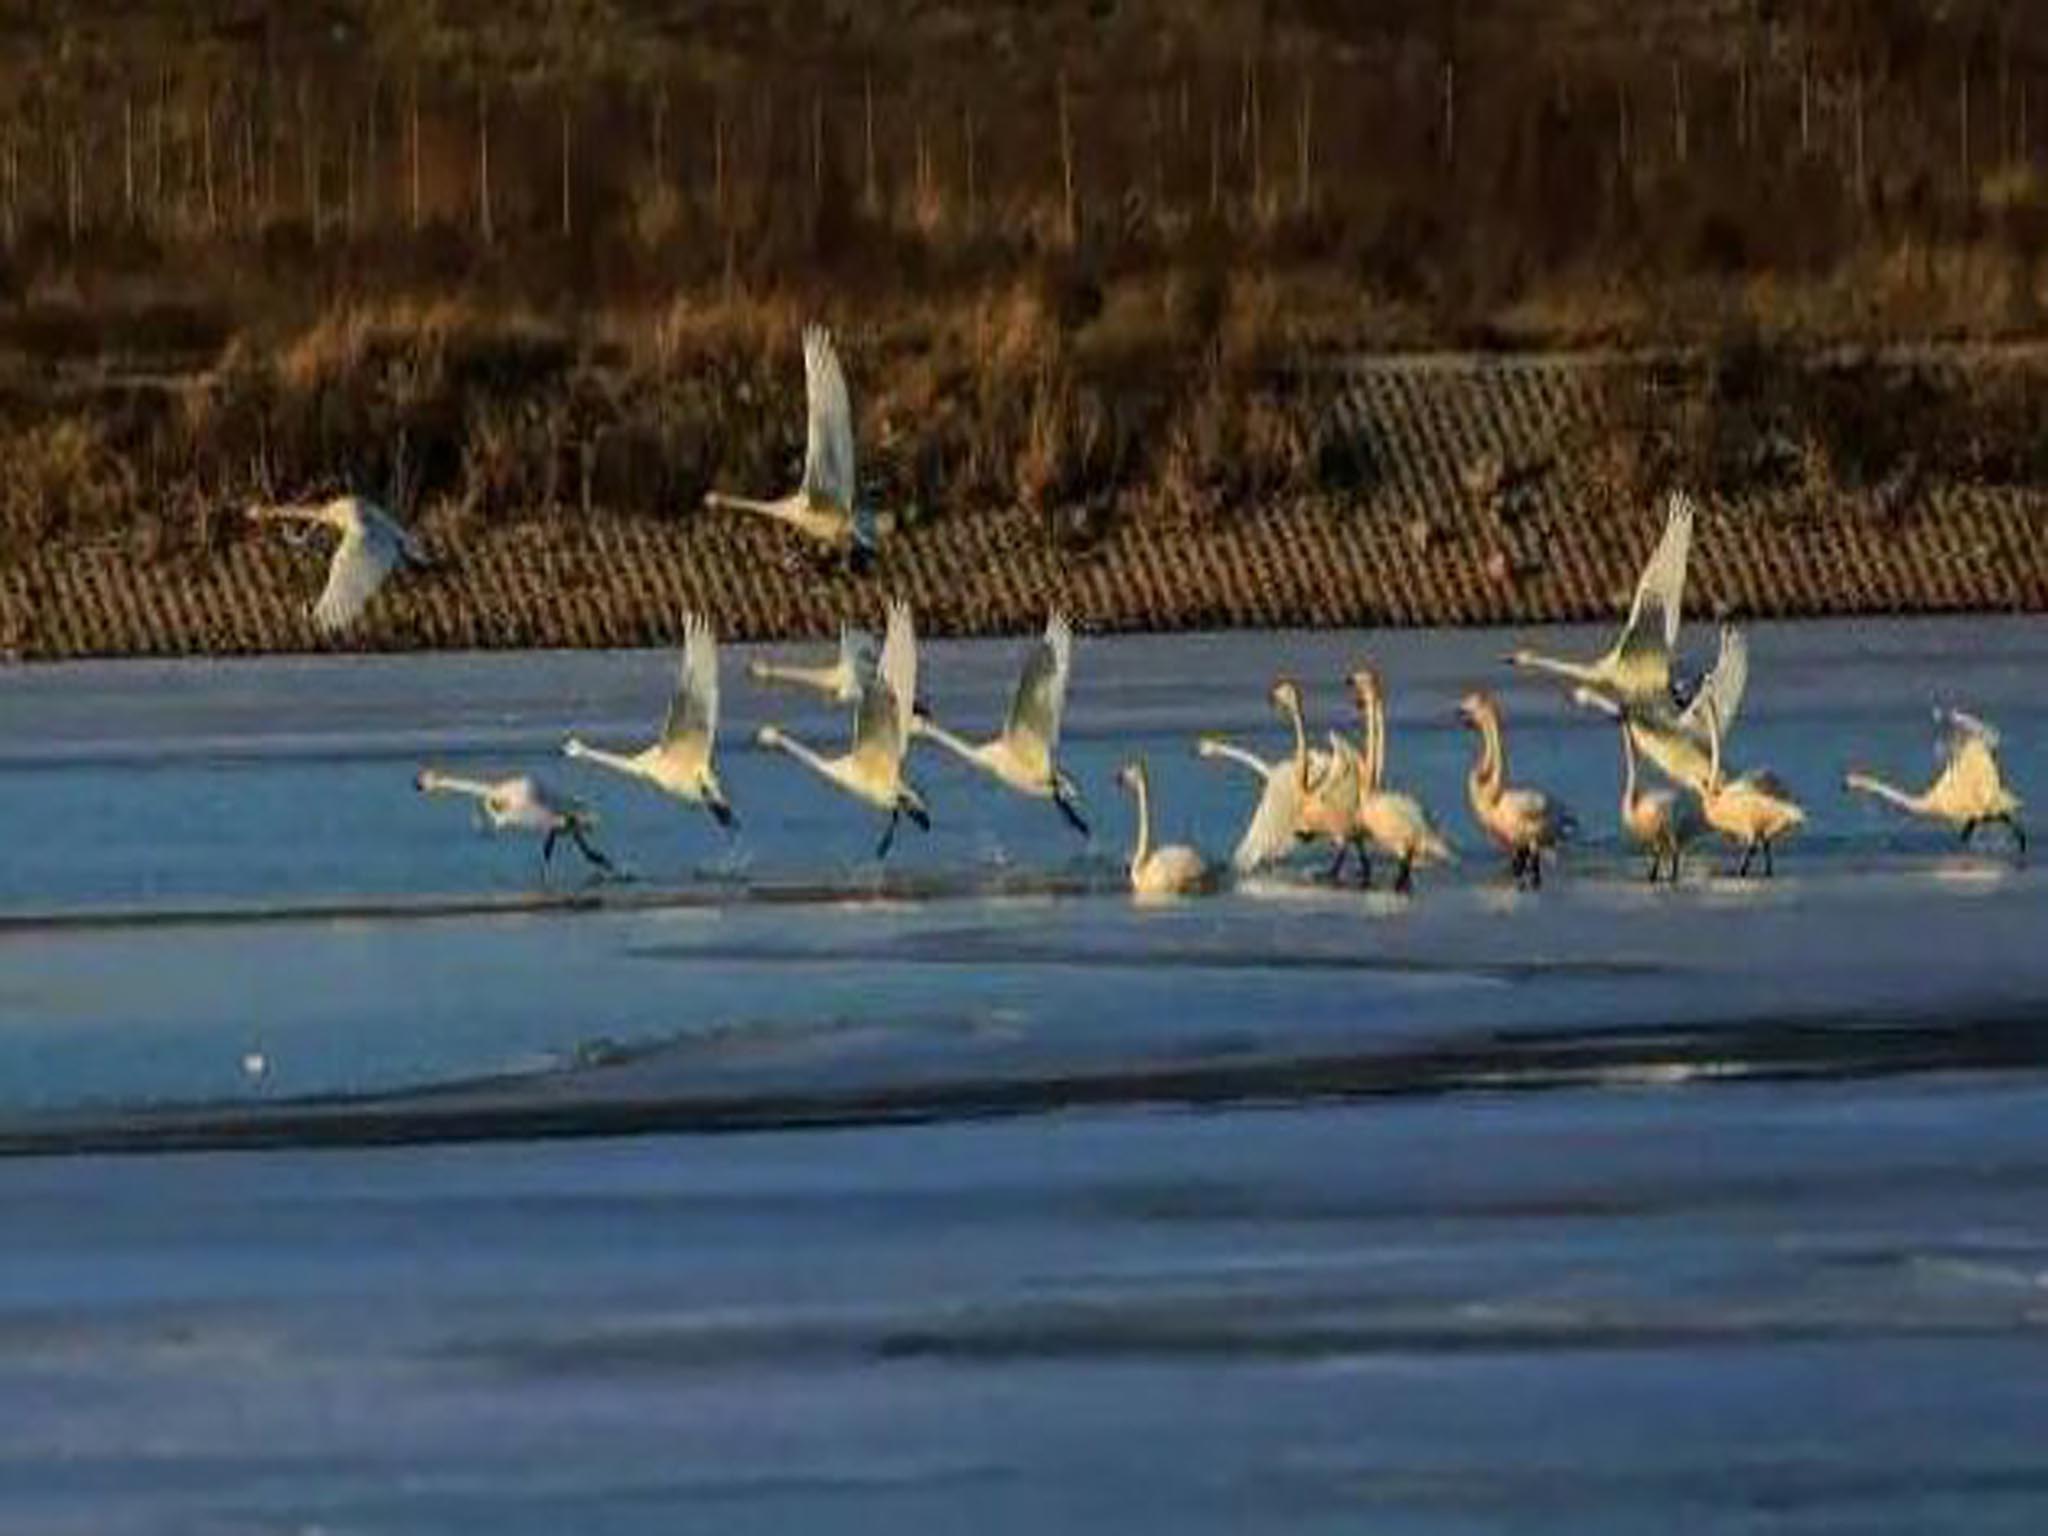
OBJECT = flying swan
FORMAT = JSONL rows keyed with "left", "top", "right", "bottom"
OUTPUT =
{"left": 912, "top": 611, "right": 1089, "bottom": 837}
{"left": 748, "top": 624, "right": 878, "bottom": 704}
{"left": 1509, "top": 490, "right": 1694, "bottom": 711}
{"left": 248, "top": 494, "right": 429, "bottom": 635}
{"left": 756, "top": 597, "right": 930, "bottom": 857}
{"left": 705, "top": 325, "right": 890, "bottom": 571}
{"left": 414, "top": 771, "right": 612, "bottom": 873}
{"left": 563, "top": 612, "right": 737, "bottom": 831}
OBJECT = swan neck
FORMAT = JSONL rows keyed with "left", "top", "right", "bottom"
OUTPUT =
{"left": 916, "top": 714, "right": 985, "bottom": 765}
{"left": 1845, "top": 772, "right": 1924, "bottom": 813}
{"left": 418, "top": 772, "right": 494, "bottom": 800}
{"left": 1281, "top": 693, "right": 1309, "bottom": 787}
{"left": 1129, "top": 771, "right": 1153, "bottom": 868}
{"left": 1364, "top": 693, "right": 1386, "bottom": 790}
{"left": 565, "top": 741, "right": 645, "bottom": 779}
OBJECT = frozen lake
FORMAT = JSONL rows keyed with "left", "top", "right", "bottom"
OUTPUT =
{"left": 2, "top": 617, "right": 2046, "bottom": 1531}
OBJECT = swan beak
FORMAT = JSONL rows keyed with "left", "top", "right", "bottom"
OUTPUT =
{"left": 905, "top": 804, "right": 932, "bottom": 831}
{"left": 708, "top": 799, "right": 738, "bottom": 830}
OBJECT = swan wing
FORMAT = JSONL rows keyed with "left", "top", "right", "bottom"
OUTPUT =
{"left": 661, "top": 612, "right": 719, "bottom": 750}
{"left": 877, "top": 597, "right": 917, "bottom": 754}
{"left": 356, "top": 496, "right": 426, "bottom": 564}
{"left": 801, "top": 324, "right": 856, "bottom": 513}
{"left": 1678, "top": 624, "right": 1749, "bottom": 739}
{"left": 838, "top": 624, "right": 879, "bottom": 678}
{"left": 311, "top": 516, "right": 400, "bottom": 634}
{"left": 1232, "top": 766, "right": 1305, "bottom": 872}
{"left": 1937, "top": 707, "right": 2001, "bottom": 757}
{"left": 851, "top": 669, "right": 901, "bottom": 776}
{"left": 1003, "top": 610, "right": 1072, "bottom": 763}
{"left": 1621, "top": 490, "right": 1693, "bottom": 654}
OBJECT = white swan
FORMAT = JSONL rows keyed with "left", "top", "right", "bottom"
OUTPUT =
{"left": 1845, "top": 708, "right": 2025, "bottom": 855}
{"left": 1458, "top": 691, "right": 1573, "bottom": 888}
{"left": 913, "top": 611, "right": 1088, "bottom": 837}
{"left": 248, "top": 494, "right": 428, "bottom": 635}
{"left": 748, "top": 624, "right": 878, "bottom": 704}
{"left": 414, "top": 770, "right": 611, "bottom": 873}
{"left": 1693, "top": 697, "right": 1804, "bottom": 877}
{"left": 562, "top": 613, "right": 736, "bottom": 830}
{"left": 755, "top": 597, "right": 930, "bottom": 857}
{"left": 1509, "top": 490, "right": 1694, "bottom": 710}
{"left": 1271, "top": 678, "right": 1368, "bottom": 882}
{"left": 1114, "top": 759, "right": 1210, "bottom": 898}
{"left": 1614, "top": 715, "right": 1696, "bottom": 881}
{"left": 1574, "top": 624, "right": 1750, "bottom": 794}
{"left": 1348, "top": 666, "right": 1452, "bottom": 893}
{"left": 1195, "top": 737, "right": 1306, "bottom": 874}
{"left": 705, "top": 325, "right": 891, "bottom": 570}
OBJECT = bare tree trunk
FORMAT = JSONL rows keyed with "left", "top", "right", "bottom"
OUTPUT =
{"left": 4, "top": 133, "right": 15, "bottom": 245}
{"left": 810, "top": 93, "right": 823, "bottom": 227}
{"left": 1960, "top": 57, "right": 1972, "bottom": 187}
{"left": 154, "top": 70, "right": 166, "bottom": 213}
{"left": 203, "top": 90, "right": 216, "bottom": 229}
{"left": 345, "top": 116, "right": 357, "bottom": 236}
{"left": 477, "top": 78, "right": 492, "bottom": 243}
{"left": 1295, "top": 72, "right": 1312, "bottom": 217}
{"left": 1209, "top": 110, "right": 1220, "bottom": 217}
{"left": 122, "top": 94, "right": 134, "bottom": 222}
{"left": 862, "top": 72, "right": 877, "bottom": 215}
{"left": 1618, "top": 78, "right": 1630, "bottom": 169}
{"left": 409, "top": 71, "right": 422, "bottom": 232}
{"left": 1800, "top": 59, "right": 1811, "bottom": 155}
{"left": 65, "top": 129, "right": 79, "bottom": 243}
{"left": 713, "top": 103, "right": 725, "bottom": 223}
{"left": 301, "top": 73, "right": 319, "bottom": 239}
{"left": 559, "top": 97, "right": 572, "bottom": 237}
{"left": 1853, "top": 63, "right": 1866, "bottom": 202}
{"left": 1442, "top": 58, "right": 1456, "bottom": 167}
{"left": 1058, "top": 71, "right": 1076, "bottom": 244}
{"left": 1248, "top": 58, "right": 1263, "bottom": 215}
{"left": 963, "top": 104, "right": 977, "bottom": 229}
{"left": 364, "top": 78, "right": 378, "bottom": 228}
{"left": 652, "top": 84, "right": 666, "bottom": 187}
{"left": 1672, "top": 62, "right": 1687, "bottom": 165}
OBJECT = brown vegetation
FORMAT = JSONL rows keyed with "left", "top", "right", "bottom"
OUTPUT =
{"left": 3, "top": 4, "right": 2048, "bottom": 653}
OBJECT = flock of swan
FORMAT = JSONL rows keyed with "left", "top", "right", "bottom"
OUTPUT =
{"left": 246, "top": 325, "right": 2029, "bottom": 899}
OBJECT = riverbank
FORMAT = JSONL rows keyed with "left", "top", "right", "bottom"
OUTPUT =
{"left": 4, "top": 344, "right": 2047, "bottom": 658}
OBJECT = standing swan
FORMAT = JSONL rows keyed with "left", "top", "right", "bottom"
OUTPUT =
{"left": 562, "top": 613, "right": 736, "bottom": 831}
{"left": 1509, "top": 491, "right": 1694, "bottom": 710}
{"left": 756, "top": 598, "right": 931, "bottom": 858}
{"left": 1348, "top": 667, "right": 1452, "bottom": 893}
{"left": 912, "top": 611, "right": 1089, "bottom": 836}
{"left": 1271, "top": 679, "right": 1367, "bottom": 882}
{"left": 1114, "top": 759, "right": 1211, "bottom": 898}
{"left": 704, "top": 325, "right": 889, "bottom": 572}
{"left": 1458, "top": 692, "right": 1573, "bottom": 888}
{"left": 1844, "top": 708, "right": 2026, "bottom": 856}
{"left": 1694, "top": 697, "right": 1804, "bottom": 877}
{"left": 748, "top": 624, "right": 878, "bottom": 704}
{"left": 1615, "top": 716, "right": 1695, "bottom": 881}
{"left": 248, "top": 494, "right": 429, "bottom": 636}
{"left": 414, "top": 771, "right": 612, "bottom": 874}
